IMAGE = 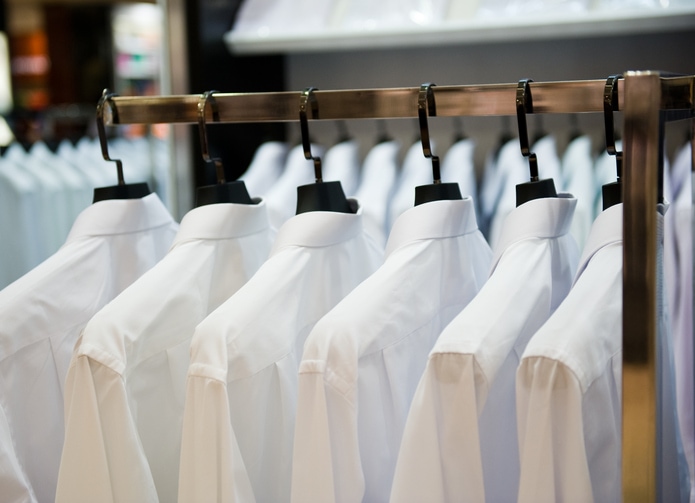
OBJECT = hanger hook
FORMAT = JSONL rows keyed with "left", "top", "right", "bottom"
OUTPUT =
{"left": 197, "top": 90, "right": 226, "bottom": 184}
{"left": 418, "top": 82, "right": 441, "bottom": 184}
{"left": 603, "top": 74, "right": 623, "bottom": 180}
{"left": 300, "top": 87, "right": 322, "bottom": 183}
{"left": 96, "top": 89, "right": 125, "bottom": 186}
{"left": 516, "top": 79, "right": 539, "bottom": 181}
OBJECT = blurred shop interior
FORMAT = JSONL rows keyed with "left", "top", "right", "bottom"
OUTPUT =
{"left": 0, "top": 0, "right": 694, "bottom": 285}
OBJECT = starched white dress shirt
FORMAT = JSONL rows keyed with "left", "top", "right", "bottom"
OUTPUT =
{"left": 0, "top": 156, "right": 41, "bottom": 287}
{"left": 561, "top": 135, "right": 595, "bottom": 249}
{"left": 55, "top": 201, "right": 274, "bottom": 503}
{"left": 489, "top": 135, "right": 563, "bottom": 249}
{"left": 667, "top": 142, "right": 694, "bottom": 502}
{"left": 265, "top": 143, "right": 324, "bottom": 229}
{"left": 390, "top": 195, "right": 578, "bottom": 503}
{"left": 354, "top": 140, "right": 400, "bottom": 246}
{"left": 323, "top": 140, "right": 361, "bottom": 196}
{"left": 441, "top": 137, "right": 477, "bottom": 201}
{"left": 516, "top": 203, "right": 624, "bottom": 503}
{"left": 0, "top": 193, "right": 178, "bottom": 503}
{"left": 178, "top": 206, "right": 383, "bottom": 503}
{"left": 239, "top": 141, "right": 288, "bottom": 197}
{"left": 388, "top": 141, "right": 436, "bottom": 229}
{"left": 291, "top": 198, "right": 493, "bottom": 503}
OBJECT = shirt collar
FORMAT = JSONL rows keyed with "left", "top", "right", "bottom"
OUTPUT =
{"left": 65, "top": 193, "right": 176, "bottom": 241}
{"left": 385, "top": 198, "right": 479, "bottom": 258}
{"left": 574, "top": 202, "right": 623, "bottom": 284}
{"left": 491, "top": 194, "right": 577, "bottom": 270}
{"left": 171, "top": 199, "right": 270, "bottom": 248}
{"left": 270, "top": 203, "right": 363, "bottom": 256}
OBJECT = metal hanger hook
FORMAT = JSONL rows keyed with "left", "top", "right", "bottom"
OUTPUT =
{"left": 197, "top": 90, "right": 226, "bottom": 184}
{"left": 516, "top": 79, "right": 539, "bottom": 181}
{"left": 299, "top": 87, "right": 322, "bottom": 183}
{"left": 96, "top": 89, "right": 125, "bottom": 186}
{"left": 418, "top": 82, "right": 441, "bottom": 184}
{"left": 603, "top": 74, "right": 623, "bottom": 179}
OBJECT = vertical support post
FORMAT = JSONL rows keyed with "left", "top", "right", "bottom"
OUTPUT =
{"left": 622, "top": 71, "right": 661, "bottom": 503}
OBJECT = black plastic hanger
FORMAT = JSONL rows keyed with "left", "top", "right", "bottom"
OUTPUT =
{"left": 414, "top": 83, "right": 462, "bottom": 206}
{"left": 92, "top": 89, "right": 151, "bottom": 203}
{"left": 194, "top": 90, "right": 254, "bottom": 207}
{"left": 601, "top": 74, "right": 623, "bottom": 211}
{"left": 295, "top": 87, "right": 354, "bottom": 215}
{"left": 515, "top": 79, "right": 557, "bottom": 207}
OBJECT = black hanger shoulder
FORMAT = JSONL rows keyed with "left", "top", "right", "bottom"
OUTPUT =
{"left": 93, "top": 182, "right": 150, "bottom": 203}
{"left": 296, "top": 180, "right": 355, "bottom": 214}
{"left": 195, "top": 180, "right": 255, "bottom": 207}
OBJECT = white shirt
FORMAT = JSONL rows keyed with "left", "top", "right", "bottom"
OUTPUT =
{"left": 0, "top": 193, "right": 177, "bottom": 503}
{"left": 441, "top": 137, "right": 477, "bottom": 201}
{"left": 668, "top": 143, "right": 694, "bottom": 502}
{"left": 0, "top": 157, "right": 42, "bottom": 288}
{"left": 388, "top": 140, "right": 435, "bottom": 229}
{"left": 390, "top": 195, "right": 578, "bottom": 503}
{"left": 354, "top": 140, "right": 400, "bottom": 246}
{"left": 5, "top": 143, "right": 71, "bottom": 258}
{"left": 291, "top": 198, "right": 493, "bottom": 503}
{"left": 239, "top": 141, "right": 288, "bottom": 197}
{"left": 517, "top": 203, "right": 624, "bottom": 503}
{"left": 323, "top": 139, "right": 361, "bottom": 196}
{"left": 265, "top": 143, "right": 324, "bottom": 229}
{"left": 178, "top": 207, "right": 383, "bottom": 503}
{"left": 489, "top": 135, "right": 563, "bottom": 249}
{"left": 561, "top": 135, "right": 595, "bottom": 249}
{"left": 56, "top": 201, "right": 274, "bottom": 503}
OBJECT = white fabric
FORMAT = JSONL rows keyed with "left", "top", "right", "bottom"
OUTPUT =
{"left": 489, "top": 135, "right": 563, "bottom": 249}
{"left": 441, "top": 137, "right": 477, "bottom": 201}
{"left": 0, "top": 404, "right": 36, "bottom": 503}
{"left": 5, "top": 143, "right": 72, "bottom": 257}
{"left": 239, "top": 141, "right": 288, "bottom": 197}
{"left": 354, "top": 139, "right": 400, "bottom": 246}
{"left": 391, "top": 195, "right": 578, "bottom": 503}
{"left": 56, "top": 201, "right": 273, "bottom": 503}
{"left": 0, "top": 193, "right": 177, "bottom": 503}
{"left": 561, "top": 135, "right": 595, "bottom": 249}
{"left": 517, "top": 203, "right": 623, "bottom": 503}
{"left": 178, "top": 207, "right": 383, "bottom": 503}
{"left": 291, "top": 198, "right": 492, "bottom": 503}
{"left": 265, "top": 143, "right": 324, "bottom": 229}
{"left": 323, "top": 140, "right": 361, "bottom": 196}
{"left": 0, "top": 156, "right": 41, "bottom": 287}
{"left": 486, "top": 138, "right": 526, "bottom": 248}
{"left": 388, "top": 140, "right": 435, "bottom": 229}
{"left": 479, "top": 138, "right": 516, "bottom": 238}
{"left": 669, "top": 142, "right": 695, "bottom": 502}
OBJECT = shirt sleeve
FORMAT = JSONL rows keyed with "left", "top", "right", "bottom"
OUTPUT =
{"left": 516, "top": 357, "right": 593, "bottom": 503}
{"left": 389, "top": 353, "right": 486, "bottom": 503}
{"left": 291, "top": 361, "right": 364, "bottom": 503}
{"left": 178, "top": 372, "right": 255, "bottom": 503}
{"left": 56, "top": 355, "right": 158, "bottom": 503}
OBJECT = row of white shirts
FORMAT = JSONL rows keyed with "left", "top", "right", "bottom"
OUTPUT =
{"left": 0, "top": 155, "right": 691, "bottom": 502}
{"left": 0, "top": 131, "right": 634, "bottom": 289}
{"left": 0, "top": 136, "right": 170, "bottom": 288}
{"left": 243, "top": 133, "right": 624, "bottom": 252}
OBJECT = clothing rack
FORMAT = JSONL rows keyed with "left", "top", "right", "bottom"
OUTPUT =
{"left": 103, "top": 71, "right": 695, "bottom": 502}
